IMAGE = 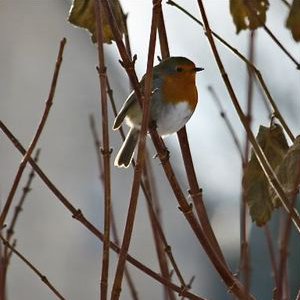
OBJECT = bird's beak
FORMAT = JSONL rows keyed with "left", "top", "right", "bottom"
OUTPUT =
{"left": 194, "top": 67, "right": 204, "bottom": 72}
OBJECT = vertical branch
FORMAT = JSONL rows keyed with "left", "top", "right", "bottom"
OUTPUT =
{"left": 111, "top": 1, "right": 161, "bottom": 299}
{"left": 196, "top": 0, "right": 300, "bottom": 233}
{"left": 142, "top": 161, "right": 177, "bottom": 300}
{"left": 89, "top": 115, "right": 139, "bottom": 300}
{"left": 263, "top": 225, "right": 279, "bottom": 289}
{"left": 207, "top": 86, "right": 244, "bottom": 160}
{"left": 150, "top": 129, "right": 255, "bottom": 299}
{"left": 157, "top": 9, "right": 170, "bottom": 60}
{"left": 150, "top": 8, "right": 184, "bottom": 299}
{"left": 177, "top": 128, "right": 227, "bottom": 265}
{"left": 94, "top": 2, "right": 111, "bottom": 299}
{"left": 157, "top": 1, "right": 226, "bottom": 265}
{"left": 275, "top": 196, "right": 298, "bottom": 300}
{"left": 0, "top": 38, "right": 66, "bottom": 229}
{"left": 122, "top": 13, "right": 133, "bottom": 62}
{"left": 240, "top": 30, "right": 256, "bottom": 295}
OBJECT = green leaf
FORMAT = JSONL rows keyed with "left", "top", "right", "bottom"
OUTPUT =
{"left": 286, "top": 0, "right": 300, "bottom": 42}
{"left": 244, "top": 124, "right": 289, "bottom": 226}
{"left": 271, "top": 136, "right": 300, "bottom": 207}
{"left": 68, "top": 0, "right": 126, "bottom": 44}
{"left": 230, "top": 0, "right": 269, "bottom": 33}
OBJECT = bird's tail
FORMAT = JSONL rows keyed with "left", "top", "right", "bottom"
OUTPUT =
{"left": 114, "top": 128, "right": 139, "bottom": 168}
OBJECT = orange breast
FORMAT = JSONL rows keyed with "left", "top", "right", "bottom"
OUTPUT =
{"left": 162, "top": 73, "right": 198, "bottom": 110}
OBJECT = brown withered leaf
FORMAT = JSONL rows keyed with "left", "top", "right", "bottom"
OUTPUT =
{"left": 286, "top": 0, "right": 300, "bottom": 42}
{"left": 230, "top": 0, "right": 269, "bottom": 33}
{"left": 244, "top": 124, "right": 289, "bottom": 226}
{"left": 272, "top": 136, "right": 300, "bottom": 207}
{"left": 68, "top": 0, "right": 125, "bottom": 44}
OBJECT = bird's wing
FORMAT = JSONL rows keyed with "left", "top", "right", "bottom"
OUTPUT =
{"left": 113, "top": 73, "right": 160, "bottom": 130}
{"left": 113, "top": 89, "right": 137, "bottom": 130}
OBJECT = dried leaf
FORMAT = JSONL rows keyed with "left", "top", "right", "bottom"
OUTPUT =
{"left": 68, "top": 0, "right": 125, "bottom": 44}
{"left": 272, "top": 136, "right": 300, "bottom": 207}
{"left": 244, "top": 124, "right": 289, "bottom": 226}
{"left": 230, "top": 0, "right": 269, "bottom": 33}
{"left": 286, "top": 0, "right": 300, "bottom": 42}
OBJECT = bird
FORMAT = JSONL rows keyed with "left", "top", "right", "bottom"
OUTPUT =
{"left": 113, "top": 56, "right": 203, "bottom": 168}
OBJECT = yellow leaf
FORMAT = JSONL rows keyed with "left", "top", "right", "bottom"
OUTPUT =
{"left": 230, "top": 0, "right": 269, "bottom": 33}
{"left": 286, "top": 0, "right": 300, "bottom": 42}
{"left": 272, "top": 136, "right": 300, "bottom": 207}
{"left": 244, "top": 124, "right": 289, "bottom": 226}
{"left": 68, "top": 0, "right": 125, "bottom": 44}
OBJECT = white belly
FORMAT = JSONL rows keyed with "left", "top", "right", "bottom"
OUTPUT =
{"left": 156, "top": 101, "right": 193, "bottom": 136}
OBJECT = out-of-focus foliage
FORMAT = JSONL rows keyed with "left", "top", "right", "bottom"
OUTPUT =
{"left": 271, "top": 136, "right": 300, "bottom": 207}
{"left": 229, "top": 0, "right": 269, "bottom": 33}
{"left": 68, "top": 0, "right": 125, "bottom": 44}
{"left": 244, "top": 124, "right": 289, "bottom": 226}
{"left": 229, "top": 0, "right": 300, "bottom": 43}
{"left": 286, "top": 0, "right": 300, "bottom": 42}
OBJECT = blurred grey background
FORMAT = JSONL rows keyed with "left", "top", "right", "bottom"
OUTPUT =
{"left": 0, "top": 0, "right": 299, "bottom": 299}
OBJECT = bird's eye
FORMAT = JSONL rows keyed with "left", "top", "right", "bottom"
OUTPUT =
{"left": 176, "top": 67, "right": 183, "bottom": 72}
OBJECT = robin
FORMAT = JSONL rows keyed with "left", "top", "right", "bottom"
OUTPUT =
{"left": 113, "top": 56, "right": 204, "bottom": 168}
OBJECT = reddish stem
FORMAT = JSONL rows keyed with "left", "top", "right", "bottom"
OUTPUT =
{"left": 94, "top": 1, "right": 112, "bottom": 299}
{"left": 0, "top": 38, "right": 66, "bottom": 229}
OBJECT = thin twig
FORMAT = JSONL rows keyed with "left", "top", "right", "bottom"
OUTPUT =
{"left": 240, "top": 30, "right": 256, "bottom": 295}
{"left": 143, "top": 157, "right": 181, "bottom": 300}
{"left": 244, "top": 1, "right": 300, "bottom": 69}
{"left": 281, "top": 0, "right": 291, "bottom": 8}
{"left": 262, "top": 25, "right": 300, "bottom": 69}
{"left": 122, "top": 13, "right": 133, "bottom": 64}
{"left": 157, "top": 9, "right": 170, "bottom": 60}
{"left": 166, "top": 0, "right": 295, "bottom": 142}
{"left": 0, "top": 120, "right": 206, "bottom": 300}
{"left": 89, "top": 115, "right": 104, "bottom": 183}
{"left": 1, "top": 149, "right": 41, "bottom": 297}
{"left": 181, "top": 275, "right": 196, "bottom": 300}
{"left": 6, "top": 149, "right": 41, "bottom": 245}
{"left": 252, "top": 75, "right": 272, "bottom": 117}
{"left": 94, "top": 1, "right": 112, "bottom": 299}
{"left": 178, "top": 127, "right": 227, "bottom": 265}
{"left": 0, "top": 38, "right": 66, "bottom": 229}
{"left": 196, "top": 0, "right": 300, "bottom": 233}
{"left": 275, "top": 197, "right": 298, "bottom": 300}
{"left": 263, "top": 225, "right": 279, "bottom": 289}
{"left": 0, "top": 234, "right": 66, "bottom": 300}
{"left": 207, "top": 86, "right": 244, "bottom": 160}
{"left": 111, "top": 1, "right": 161, "bottom": 298}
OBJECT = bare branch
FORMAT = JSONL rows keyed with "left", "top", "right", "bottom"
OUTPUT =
{"left": 0, "top": 38, "right": 67, "bottom": 228}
